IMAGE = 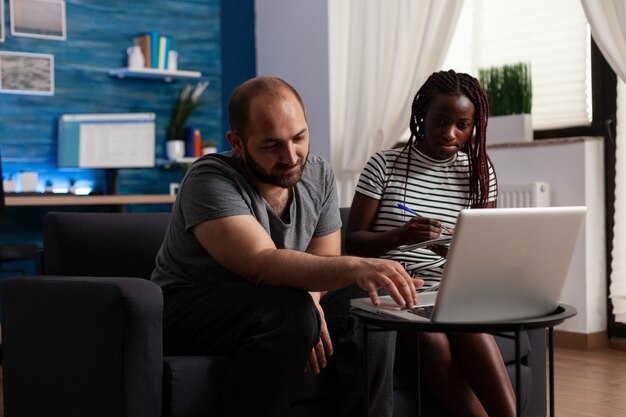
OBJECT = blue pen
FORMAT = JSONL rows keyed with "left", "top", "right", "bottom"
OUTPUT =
{"left": 396, "top": 203, "right": 418, "bottom": 216}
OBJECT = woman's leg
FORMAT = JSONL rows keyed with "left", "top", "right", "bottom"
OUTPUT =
{"left": 399, "top": 330, "right": 488, "bottom": 417}
{"left": 448, "top": 333, "right": 516, "bottom": 417}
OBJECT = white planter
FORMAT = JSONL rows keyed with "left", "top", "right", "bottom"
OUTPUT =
{"left": 486, "top": 114, "right": 533, "bottom": 145}
{"left": 202, "top": 146, "right": 217, "bottom": 155}
{"left": 166, "top": 140, "right": 185, "bottom": 161}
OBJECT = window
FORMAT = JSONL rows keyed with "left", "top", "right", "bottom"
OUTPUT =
{"left": 442, "top": 0, "right": 591, "bottom": 130}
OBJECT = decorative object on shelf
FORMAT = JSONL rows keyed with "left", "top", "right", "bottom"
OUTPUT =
{"left": 127, "top": 45, "right": 144, "bottom": 69}
{"left": 166, "top": 140, "right": 185, "bottom": 161}
{"left": 18, "top": 171, "right": 37, "bottom": 192}
{"left": 45, "top": 179, "right": 53, "bottom": 193}
{"left": 3, "top": 176, "right": 16, "bottom": 192}
{"left": 479, "top": 62, "right": 533, "bottom": 144}
{"left": 168, "top": 50, "right": 178, "bottom": 71}
{"left": 166, "top": 81, "right": 209, "bottom": 144}
{"left": 202, "top": 139, "right": 218, "bottom": 155}
{"left": 68, "top": 177, "right": 76, "bottom": 194}
{"left": 184, "top": 126, "right": 203, "bottom": 157}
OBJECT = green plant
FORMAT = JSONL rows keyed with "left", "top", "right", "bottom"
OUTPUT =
{"left": 202, "top": 139, "right": 217, "bottom": 148}
{"left": 479, "top": 62, "right": 532, "bottom": 116}
{"left": 167, "top": 81, "right": 209, "bottom": 140}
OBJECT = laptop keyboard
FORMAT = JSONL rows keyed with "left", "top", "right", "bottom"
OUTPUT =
{"left": 406, "top": 304, "right": 434, "bottom": 319}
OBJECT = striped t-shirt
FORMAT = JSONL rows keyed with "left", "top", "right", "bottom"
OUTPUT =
{"left": 355, "top": 145, "right": 497, "bottom": 287}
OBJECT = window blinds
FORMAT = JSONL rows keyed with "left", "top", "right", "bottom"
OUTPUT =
{"left": 443, "top": 0, "right": 591, "bottom": 130}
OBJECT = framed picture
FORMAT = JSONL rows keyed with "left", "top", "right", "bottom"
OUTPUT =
{"left": 0, "top": 0, "right": 5, "bottom": 42}
{"left": 0, "top": 51, "right": 54, "bottom": 95}
{"left": 10, "top": 0, "right": 66, "bottom": 40}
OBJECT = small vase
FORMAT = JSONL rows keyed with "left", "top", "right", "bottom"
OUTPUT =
{"left": 202, "top": 146, "right": 217, "bottom": 155}
{"left": 166, "top": 140, "right": 185, "bottom": 161}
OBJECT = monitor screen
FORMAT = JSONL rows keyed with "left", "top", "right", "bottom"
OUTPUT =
{"left": 58, "top": 113, "right": 156, "bottom": 168}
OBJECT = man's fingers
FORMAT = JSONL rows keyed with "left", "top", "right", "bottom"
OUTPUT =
{"left": 413, "top": 278, "right": 425, "bottom": 289}
{"left": 309, "top": 340, "right": 327, "bottom": 375}
{"left": 368, "top": 287, "right": 381, "bottom": 306}
{"left": 390, "top": 265, "right": 417, "bottom": 308}
{"left": 321, "top": 330, "right": 333, "bottom": 357}
{"left": 384, "top": 282, "right": 410, "bottom": 309}
{"left": 309, "top": 349, "right": 320, "bottom": 375}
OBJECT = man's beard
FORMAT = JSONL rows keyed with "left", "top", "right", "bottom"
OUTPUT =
{"left": 242, "top": 147, "right": 307, "bottom": 189}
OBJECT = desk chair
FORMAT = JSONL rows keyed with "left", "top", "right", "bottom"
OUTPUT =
{"left": 0, "top": 154, "right": 41, "bottom": 276}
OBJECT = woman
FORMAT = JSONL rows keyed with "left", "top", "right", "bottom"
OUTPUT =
{"left": 345, "top": 70, "right": 515, "bottom": 417}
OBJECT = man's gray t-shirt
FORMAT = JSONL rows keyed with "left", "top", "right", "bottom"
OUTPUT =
{"left": 151, "top": 151, "right": 341, "bottom": 288}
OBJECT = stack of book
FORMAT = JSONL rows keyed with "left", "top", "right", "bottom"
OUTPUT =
{"left": 133, "top": 31, "right": 173, "bottom": 71}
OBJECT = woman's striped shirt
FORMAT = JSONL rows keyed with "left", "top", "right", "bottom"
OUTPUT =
{"left": 355, "top": 145, "right": 497, "bottom": 287}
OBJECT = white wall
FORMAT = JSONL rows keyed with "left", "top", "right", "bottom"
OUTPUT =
{"left": 489, "top": 137, "right": 606, "bottom": 334}
{"left": 253, "top": 3, "right": 607, "bottom": 335}
{"left": 254, "top": 0, "right": 331, "bottom": 160}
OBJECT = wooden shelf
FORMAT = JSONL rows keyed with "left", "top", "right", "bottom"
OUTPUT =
{"left": 109, "top": 67, "right": 201, "bottom": 82}
{"left": 5, "top": 194, "right": 176, "bottom": 207}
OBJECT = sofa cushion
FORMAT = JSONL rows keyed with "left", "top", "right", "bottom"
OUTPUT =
{"left": 163, "top": 355, "right": 338, "bottom": 417}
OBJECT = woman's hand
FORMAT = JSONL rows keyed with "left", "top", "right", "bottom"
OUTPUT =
{"left": 397, "top": 216, "right": 446, "bottom": 245}
{"left": 427, "top": 243, "right": 449, "bottom": 258}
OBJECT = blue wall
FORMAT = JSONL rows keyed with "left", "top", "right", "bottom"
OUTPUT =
{"left": 220, "top": 0, "right": 256, "bottom": 136}
{"left": 0, "top": 0, "right": 258, "bottom": 252}
{"left": 0, "top": 0, "right": 222, "bottom": 195}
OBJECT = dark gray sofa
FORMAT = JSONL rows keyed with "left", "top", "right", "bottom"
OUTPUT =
{"left": 0, "top": 211, "right": 546, "bottom": 417}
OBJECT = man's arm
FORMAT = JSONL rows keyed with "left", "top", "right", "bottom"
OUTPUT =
{"left": 304, "top": 232, "right": 339, "bottom": 374}
{"left": 306, "top": 230, "right": 341, "bottom": 257}
{"left": 192, "top": 214, "right": 421, "bottom": 308}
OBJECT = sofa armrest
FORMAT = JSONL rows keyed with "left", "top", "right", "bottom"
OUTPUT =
{"left": 0, "top": 276, "right": 163, "bottom": 417}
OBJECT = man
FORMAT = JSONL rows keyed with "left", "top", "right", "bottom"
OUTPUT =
{"left": 151, "top": 76, "right": 421, "bottom": 417}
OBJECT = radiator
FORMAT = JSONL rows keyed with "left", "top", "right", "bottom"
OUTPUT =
{"left": 498, "top": 182, "right": 551, "bottom": 208}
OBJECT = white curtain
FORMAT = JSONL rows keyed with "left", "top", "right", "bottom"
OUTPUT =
{"left": 328, "top": 0, "right": 463, "bottom": 207}
{"left": 580, "top": 0, "right": 626, "bottom": 322}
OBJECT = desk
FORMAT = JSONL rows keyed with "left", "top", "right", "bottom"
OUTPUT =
{"left": 5, "top": 194, "right": 175, "bottom": 207}
{"left": 352, "top": 304, "right": 577, "bottom": 417}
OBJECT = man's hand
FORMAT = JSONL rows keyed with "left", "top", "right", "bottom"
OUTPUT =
{"left": 353, "top": 258, "right": 423, "bottom": 308}
{"left": 308, "top": 295, "right": 333, "bottom": 375}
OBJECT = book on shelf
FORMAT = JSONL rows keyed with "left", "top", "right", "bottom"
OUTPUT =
{"left": 148, "top": 31, "right": 160, "bottom": 68}
{"left": 133, "top": 34, "right": 151, "bottom": 69}
{"left": 158, "top": 35, "right": 171, "bottom": 70}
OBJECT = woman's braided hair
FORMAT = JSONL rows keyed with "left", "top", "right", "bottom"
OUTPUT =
{"left": 400, "top": 69, "right": 495, "bottom": 208}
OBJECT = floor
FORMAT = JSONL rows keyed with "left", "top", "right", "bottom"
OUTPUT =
{"left": 553, "top": 346, "right": 626, "bottom": 417}
{"left": 0, "top": 347, "right": 624, "bottom": 416}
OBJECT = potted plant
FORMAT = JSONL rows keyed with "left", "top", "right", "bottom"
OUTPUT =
{"left": 166, "top": 81, "right": 209, "bottom": 160}
{"left": 479, "top": 62, "right": 532, "bottom": 144}
{"left": 201, "top": 139, "right": 218, "bottom": 155}
{"left": 68, "top": 177, "right": 76, "bottom": 194}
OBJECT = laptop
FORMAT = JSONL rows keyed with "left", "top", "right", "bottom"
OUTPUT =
{"left": 350, "top": 206, "right": 586, "bottom": 323}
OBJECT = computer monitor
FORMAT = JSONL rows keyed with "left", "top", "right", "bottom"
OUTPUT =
{"left": 58, "top": 113, "right": 156, "bottom": 169}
